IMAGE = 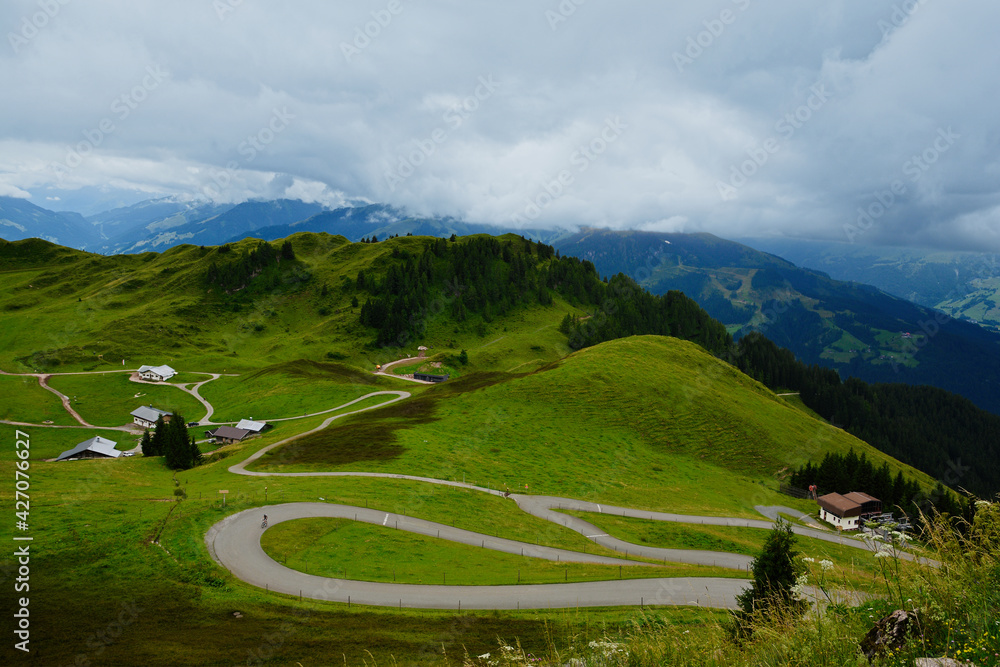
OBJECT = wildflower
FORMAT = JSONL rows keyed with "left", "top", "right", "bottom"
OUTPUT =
{"left": 873, "top": 549, "right": 893, "bottom": 559}
{"left": 802, "top": 557, "right": 815, "bottom": 563}
{"left": 791, "top": 573, "right": 809, "bottom": 601}
{"left": 478, "top": 653, "right": 491, "bottom": 660}
{"left": 819, "top": 559, "right": 834, "bottom": 571}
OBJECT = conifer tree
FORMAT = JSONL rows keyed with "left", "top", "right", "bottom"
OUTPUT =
{"left": 731, "top": 518, "right": 804, "bottom": 639}
{"left": 150, "top": 416, "right": 167, "bottom": 456}
{"left": 140, "top": 430, "right": 153, "bottom": 457}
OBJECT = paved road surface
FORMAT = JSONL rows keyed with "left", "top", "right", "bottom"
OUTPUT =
{"left": 206, "top": 504, "right": 750, "bottom": 610}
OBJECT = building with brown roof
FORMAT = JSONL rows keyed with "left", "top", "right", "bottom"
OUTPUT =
{"left": 205, "top": 426, "right": 252, "bottom": 444}
{"left": 817, "top": 491, "right": 882, "bottom": 531}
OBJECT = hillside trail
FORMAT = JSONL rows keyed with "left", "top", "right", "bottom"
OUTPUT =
{"left": 211, "top": 387, "right": 930, "bottom": 609}
{"left": 129, "top": 371, "right": 227, "bottom": 424}
{"left": 38, "top": 374, "right": 94, "bottom": 427}
{"left": 373, "top": 355, "right": 435, "bottom": 384}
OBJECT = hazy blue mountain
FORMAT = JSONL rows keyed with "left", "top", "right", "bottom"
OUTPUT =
{"left": 555, "top": 228, "right": 1000, "bottom": 414}
{"left": 0, "top": 196, "right": 100, "bottom": 249}
{"left": 107, "top": 199, "right": 325, "bottom": 253}
{"left": 741, "top": 237, "right": 1000, "bottom": 333}
{"left": 226, "top": 205, "right": 564, "bottom": 244}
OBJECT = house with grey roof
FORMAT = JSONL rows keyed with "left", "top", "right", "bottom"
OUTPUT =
{"left": 131, "top": 405, "right": 173, "bottom": 429}
{"left": 56, "top": 436, "right": 121, "bottom": 462}
{"left": 137, "top": 364, "right": 177, "bottom": 382}
{"left": 205, "top": 426, "right": 252, "bottom": 444}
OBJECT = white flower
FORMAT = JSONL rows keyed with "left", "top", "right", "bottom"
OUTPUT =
{"left": 802, "top": 557, "right": 815, "bottom": 563}
{"left": 478, "top": 653, "right": 491, "bottom": 660}
{"left": 873, "top": 550, "right": 893, "bottom": 559}
{"left": 791, "top": 573, "right": 809, "bottom": 601}
{"left": 819, "top": 559, "right": 834, "bottom": 571}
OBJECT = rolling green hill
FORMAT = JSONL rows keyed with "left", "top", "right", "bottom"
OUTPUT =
{"left": 0, "top": 233, "right": 587, "bottom": 375}
{"left": 555, "top": 229, "right": 1000, "bottom": 416}
{"left": 0, "top": 231, "right": 969, "bottom": 665}
{"left": 252, "top": 336, "right": 937, "bottom": 516}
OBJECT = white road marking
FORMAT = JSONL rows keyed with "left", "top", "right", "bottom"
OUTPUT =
{"left": 382, "top": 513, "right": 389, "bottom": 526}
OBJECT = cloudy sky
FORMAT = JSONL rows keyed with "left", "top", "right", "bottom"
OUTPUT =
{"left": 1, "top": 0, "right": 998, "bottom": 250}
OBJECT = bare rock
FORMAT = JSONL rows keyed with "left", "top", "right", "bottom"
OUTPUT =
{"left": 859, "top": 610, "right": 916, "bottom": 662}
{"left": 914, "top": 659, "right": 976, "bottom": 667}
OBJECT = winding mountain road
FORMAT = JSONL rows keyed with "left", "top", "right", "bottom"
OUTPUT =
{"left": 1, "top": 365, "right": 904, "bottom": 610}
{"left": 207, "top": 389, "right": 917, "bottom": 609}
{"left": 206, "top": 503, "right": 750, "bottom": 610}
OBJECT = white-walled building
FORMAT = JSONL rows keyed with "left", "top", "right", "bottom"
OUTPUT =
{"left": 817, "top": 491, "right": 882, "bottom": 531}
{"left": 131, "top": 405, "right": 173, "bottom": 429}
{"left": 138, "top": 365, "right": 177, "bottom": 382}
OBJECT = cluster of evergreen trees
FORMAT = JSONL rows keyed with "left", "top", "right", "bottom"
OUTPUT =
{"left": 789, "top": 450, "right": 965, "bottom": 519}
{"left": 730, "top": 332, "right": 1000, "bottom": 498}
{"left": 206, "top": 240, "right": 295, "bottom": 293}
{"left": 140, "top": 414, "right": 202, "bottom": 470}
{"left": 350, "top": 233, "right": 998, "bottom": 503}
{"left": 357, "top": 235, "right": 730, "bottom": 354}
{"left": 559, "top": 274, "right": 731, "bottom": 355}
{"left": 358, "top": 236, "right": 586, "bottom": 347}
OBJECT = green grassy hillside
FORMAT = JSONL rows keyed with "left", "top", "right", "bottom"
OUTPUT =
{"left": 253, "top": 336, "right": 936, "bottom": 517}
{"left": 0, "top": 233, "right": 954, "bottom": 665}
{"left": 0, "top": 234, "right": 590, "bottom": 376}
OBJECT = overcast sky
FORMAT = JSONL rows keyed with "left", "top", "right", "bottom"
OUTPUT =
{"left": 1, "top": 0, "right": 998, "bottom": 250}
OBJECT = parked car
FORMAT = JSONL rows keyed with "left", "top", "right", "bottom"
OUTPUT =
{"left": 187, "top": 421, "right": 199, "bottom": 427}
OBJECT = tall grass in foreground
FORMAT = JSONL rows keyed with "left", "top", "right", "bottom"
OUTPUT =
{"left": 462, "top": 499, "right": 1000, "bottom": 667}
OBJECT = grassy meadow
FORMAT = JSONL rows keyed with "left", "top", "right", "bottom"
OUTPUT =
{"left": 0, "top": 234, "right": 970, "bottom": 665}
{"left": 47, "top": 371, "right": 207, "bottom": 426}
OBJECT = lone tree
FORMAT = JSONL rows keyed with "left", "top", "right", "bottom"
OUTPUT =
{"left": 139, "top": 430, "right": 154, "bottom": 457}
{"left": 163, "top": 414, "right": 201, "bottom": 470}
{"left": 731, "top": 518, "right": 805, "bottom": 639}
{"left": 140, "top": 414, "right": 201, "bottom": 470}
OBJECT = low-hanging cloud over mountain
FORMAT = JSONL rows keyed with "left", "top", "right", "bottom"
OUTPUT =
{"left": 1, "top": 0, "right": 998, "bottom": 250}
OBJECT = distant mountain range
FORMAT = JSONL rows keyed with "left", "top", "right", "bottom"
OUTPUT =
{"left": 554, "top": 229, "right": 1000, "bottom": 415}
{"left": 740, "top": 237, "right": 1000, "bottom": 334}
{"left": 0, "top": 196, "right": 563, "bottom": 254}
{"left": 6, "top": 194, "right": 1000, "bottom": 413}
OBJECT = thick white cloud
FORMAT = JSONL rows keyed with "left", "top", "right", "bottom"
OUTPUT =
{"left": 1, "top": 0, "right": 997, "bottom": 249}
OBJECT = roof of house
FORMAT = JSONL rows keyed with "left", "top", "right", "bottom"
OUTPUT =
{"left": 844, "top": 491, "right": 880, "bottom": 505}
{"left": 209, "top": 426, "right": 252, "bottom": 441}
{"left": 130, "top": 405, "right": 172, "bottom": 422}
{"left": 236, "top": 419, "right": 268, "bottom": 432}
{"left": 817, "top": 492, "right": 860, "bottom": 515}
{"left": 138, "top": 364, "right": 177, "bottom": 380}
{"left": 56, "top": 436, "right": 121, "bottom": 461}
